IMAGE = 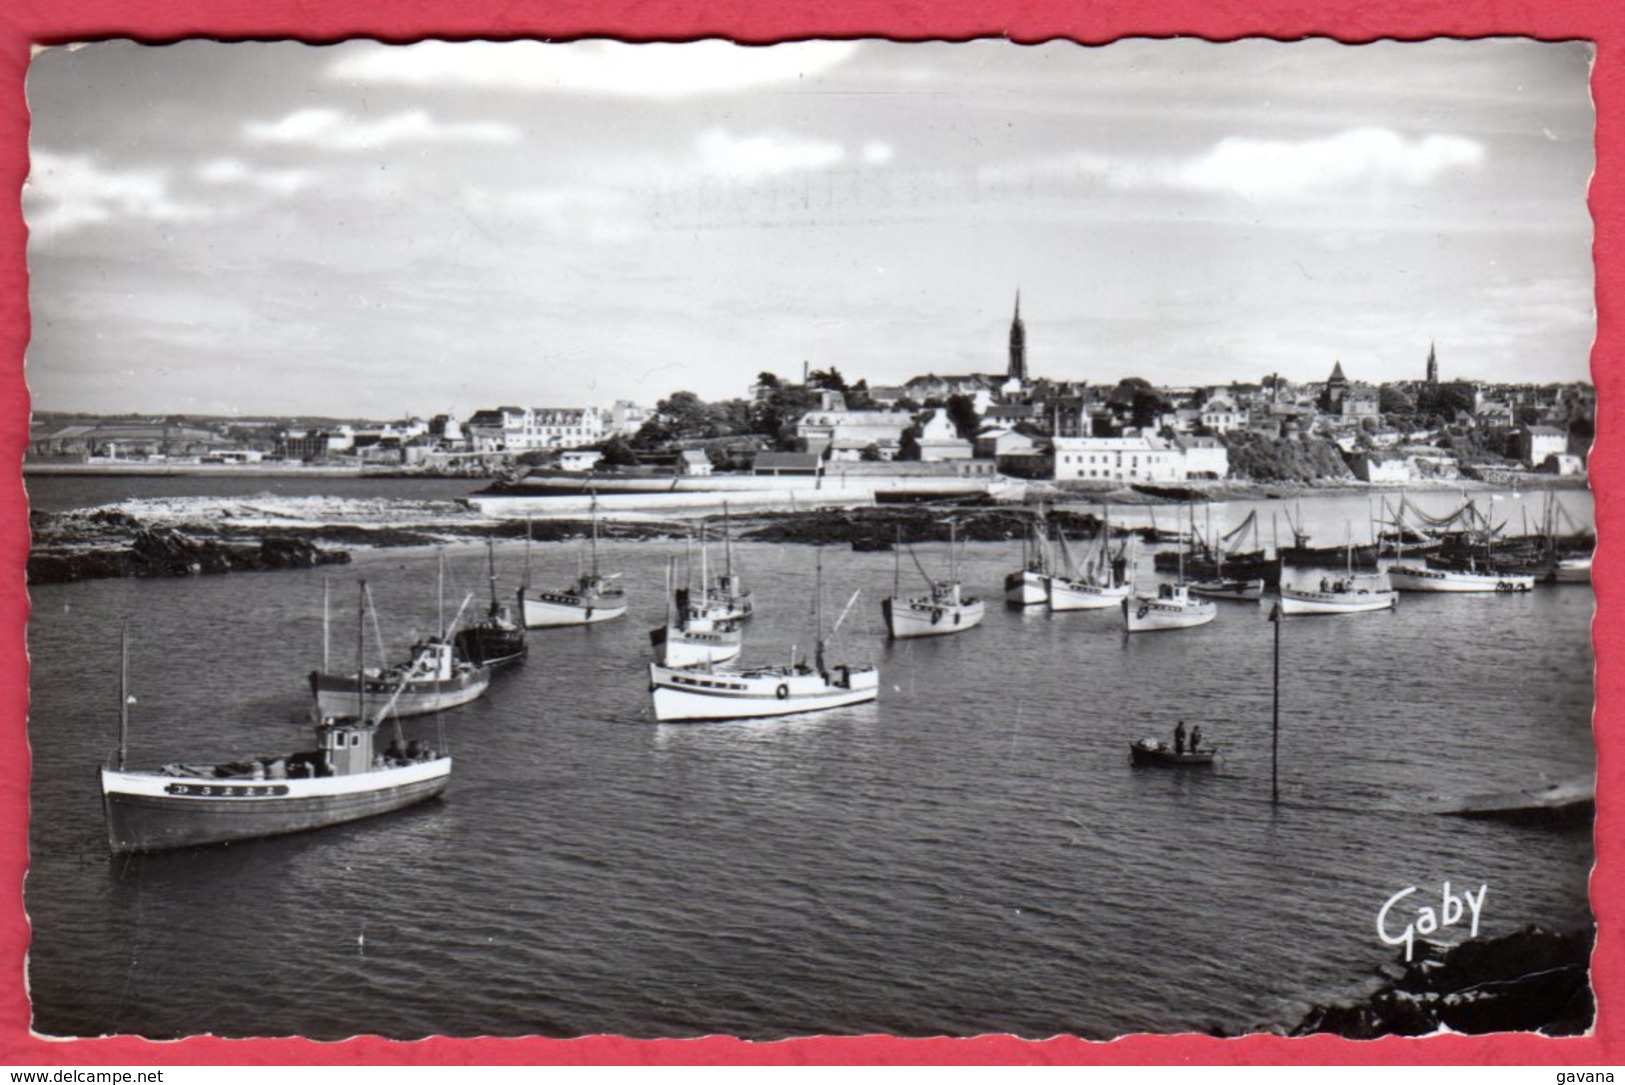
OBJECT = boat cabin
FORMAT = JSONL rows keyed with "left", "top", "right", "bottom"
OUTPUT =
{"left": 319, "top": 721, "right": 378, "bottom": 777}
{"left": 403, "top": 639, "right": 459, "bottom": 681}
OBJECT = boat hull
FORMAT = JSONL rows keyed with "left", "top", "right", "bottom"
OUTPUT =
{"left": 518, "top": 590, "right": 627, "bottom": 627}
{"left": 1187, "top": 579, "right": 1265, "bottom": 602}
{"left": 882, "top": 597, "right": 986, "bottom": 639}
{"left": 453, "top": 625, "right": 528, "bottom": 668}
{"left": 649, "top": 663, "right": 879, "bottom": 722}
{"left": 1387, "top": 565, "right": 1535, "bottom": 593}
{"left": 100, "top": 757, "right": 452, "bottom": 854}
{"left": 1278, "top": 586, "right": 1397, "bottom": 615}
{"left": 650, "top": 625, "right": 743, "bottom": 668}
{"left": 309, "top": 669, "right": 490, "bottom": 719}
{"left": 1004, "top": 569, "right": 1047, "bottom": 606}
{"left": 1046, "top": 578, "right": 1130, "bottom": 611}
{"left": 1123, "top": 594, "right": 1217, "bottom": 633}
{"left": 1129, "top": 740, "right": 1214, "bottom": 767}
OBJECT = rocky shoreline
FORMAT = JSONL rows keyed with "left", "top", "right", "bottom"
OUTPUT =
{"left": 1289, "top": 926, "right": 1592, "bottom": 1038}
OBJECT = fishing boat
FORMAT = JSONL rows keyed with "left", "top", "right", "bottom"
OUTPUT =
{"left": 102, "top": 623, "right": 452, "bottom": 854}
{"left": 517, "top": 503, "right": 627, "bottom": 628}
{"left": 1124, "top": 536, "right": 1216, "bottom": 633}
{"left": 1278, "top": 524, "right": 1398, "bottom": 615}
{"left": 1004, "top": 510, "right": 1051, "bottom": 606}
{"left": 649, "top": 556, "right": 878, "bottom": 722}
{"left": 1385, "top": 500, "right": 1534, "bottom": 593}
{"left": 1123, "top": 581, "right": 1217, "bottom": 632}
{"left": 1046, "top": 512, "right": 1131, "bottom": 611}
{"left": 1129, "top": 738, "right": 1216, "bottom": 767}
{"left": 882, "top": 521, "right": 985, "bottom": 639}
{"left": 650, "top": 558, "right": 743, "bottom": 668}
{"left": 703, "top": 505, "right": 754, "bottom": 620}
{"left": 1386, "top": 562, "right": 1535, "bottom": 593}
{"left": 1279, "top": 577, "right": 1398, "bottom": 615}
{"left": 1550, "top": 555, "right": 1593, "bottom": 583}
{"left": 309, "top": 579, "right": 491, "bottom": 719}
{"left": 453, "top": 540, "right": 528, "bottom": 668}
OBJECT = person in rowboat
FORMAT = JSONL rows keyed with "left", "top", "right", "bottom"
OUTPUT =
{"left": 1174, "top": 720, "right": 1187, "bottom": 755}
{"left": 1190, "top": 725, "right": 1203, "bottom": 755}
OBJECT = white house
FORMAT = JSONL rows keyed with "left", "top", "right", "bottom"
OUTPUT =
{"left": 1051, "top": 435, "right": 1185, "bottom": 483}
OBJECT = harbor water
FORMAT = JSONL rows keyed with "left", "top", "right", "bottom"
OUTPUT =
{"left": 24, "top": 483, "right": 1596, "bottom": 1040}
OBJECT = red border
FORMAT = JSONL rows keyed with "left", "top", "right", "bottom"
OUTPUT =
{"left": 0, "top": 0, "right": 1617, "bottom": 1067}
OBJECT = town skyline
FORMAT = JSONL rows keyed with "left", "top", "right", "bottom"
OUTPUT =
{"left": 24, "top": 39, "right": 1595, "bottom": 417}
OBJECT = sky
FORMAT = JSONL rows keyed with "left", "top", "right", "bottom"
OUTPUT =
{"left": 22, "top": 38, "right": 1597, "bottom": 418}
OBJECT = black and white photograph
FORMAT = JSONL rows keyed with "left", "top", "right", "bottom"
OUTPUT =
{"left": 21, "top": 38, "right": 1597, "bottom": 1041}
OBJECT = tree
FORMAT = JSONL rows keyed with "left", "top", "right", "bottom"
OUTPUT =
{"left": 859, "top": 443, "right": 883, "bottom": 462}
{"left": 897, "top": 424, "right": 923, "bottom": 461}
{"left": 1379, "top": 385, "right": 1416, "bottom": 416}
{"left": 846, "top": 379, "right": 877, "bottom": 410}
{"left": 945, "top": 393, "right": 981, "bottom": 440}
{"left": 599, "top": 435, "right": 639, "bottom": 467}
{"left": 752, "top": 383, "right": 818, "bottom": 444}
{"left": 807, "top": 367, "right": 849, "bottom": 393}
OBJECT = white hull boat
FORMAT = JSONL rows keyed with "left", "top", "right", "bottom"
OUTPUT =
{"left": 518, "top": 577, "right": 627, "bottom": 627}
{"left": 1123, "top": 583, "right": 1216, "bottom": 633}
{"left": 1004, "top": 568, "right": 1048, "bottom": 607}
{"left": 1278, "top": 583, "right": 1398, "bottom": 615}
{"left": 650, "top": 578, "right": 743, "bottom": 668}
{"left": 1388, "top": 564, "right": 1534, "bottom": 593}
{"left": 649, "top": 661, "right": 879, "bottom": 722}
{"left": 883, "top": 594, "right": 986, "bottom": 638}
{"left": 1046, "top": 577, "right": 1130, "bottom": 611}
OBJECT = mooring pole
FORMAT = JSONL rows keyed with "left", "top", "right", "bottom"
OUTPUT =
{"left": 1269, "top": 601, "right": 1282, "bottom": 806}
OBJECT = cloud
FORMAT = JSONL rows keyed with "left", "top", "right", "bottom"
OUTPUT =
{"left": 25, "top": 150, "right": 211, "bottom": 239}
{"left": 195, "top": 157, "right": 315, "bottom": 195}
{"left": 326, "top": 40, "right": 859, "bottom": 98}
{"left": 1174, "top": 128, "right": 1485, "bottom": 200}
{"left": 694, "top": 127, "right": 846, "bottom": 180}
{"left": 242, "top": 108, "right": 521, "bottom": 151}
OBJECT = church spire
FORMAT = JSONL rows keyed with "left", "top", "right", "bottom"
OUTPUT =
{"left": 1008, "top": 290, "right": 1027, "bottom": 383}
{"left": 1426, "top": 342, "right": 1438, "bottom": 385}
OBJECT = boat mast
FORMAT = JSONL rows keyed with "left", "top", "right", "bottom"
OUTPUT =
{"left": 589, "top": 494, "right": 601, "bottom": 579}
{"left": 437, "top": 549, "right": 446, "bottom": 639}
{"left": 356, "top": 579, "right": 367, "bottom": 724}
{"left": 486, "top": 538, "right": 499, "bottom": 610}
{"left": 117, "top": 619, "right": 129, "bottom": 771}
{"left": 893, "top": 526, "right": 902, "bottom": 597}
{"left": 723, "top": 501, "right": 734, "bottom": 581}
{"left": 524, "top": 517, "right": 533, "bottom": 591}
{"left": 322, "top": 576, "right": 330, "bottom": 674}
{"left": 815, "top": 548, "right": 826, "bottom": 675}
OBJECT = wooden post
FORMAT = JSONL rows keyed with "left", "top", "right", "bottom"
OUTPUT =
{"left": 1269, "top": 600, "right": 1282, "bottom": 806}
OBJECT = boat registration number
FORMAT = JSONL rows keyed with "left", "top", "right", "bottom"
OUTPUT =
{"left": 165, "top": 783, "right": 291, "bottom": 798}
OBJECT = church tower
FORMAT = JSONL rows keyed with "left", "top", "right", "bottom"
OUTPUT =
{"left": 1008, "top": 291, "right": 1027, "bottom": 383}
{"left": 1426, "top": 342, "right": 1438, "bottom": 385}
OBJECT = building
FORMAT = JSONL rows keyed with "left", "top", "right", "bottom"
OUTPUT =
{"left": 1426, "top": 342, "right": 1439, "bottom": 385}
{"left": 1169, "top": 434, "right": 1230, "bottom": 479}
{"left": 676, "top": 449, "right": 713, "bottom": 476}
{"left": 752, "top": 451, "right": 822, "bottom": 476}
{"left": 1510, "top": 425, "right": 1569, "bottom": 466}
{"left": 913, "top": 408, "right": 975, "bottom": 462}
{"left": 794, "top": 408, "right": 916, "bottom": 458}
{"left": 1051, "top": 435, "right": 1185, "bottom": 483}
{"left": 1347, "top": 452, "right": 1413, "bottom": 483}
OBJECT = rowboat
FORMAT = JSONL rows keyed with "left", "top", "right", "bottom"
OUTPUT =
{"left": 1129, "top": 738, "right": 1215, "bottom": 767}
